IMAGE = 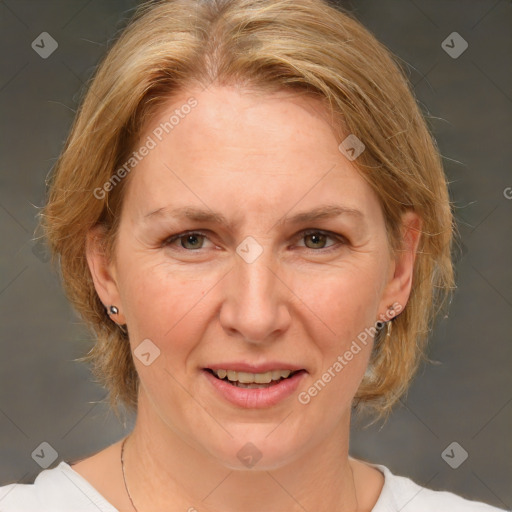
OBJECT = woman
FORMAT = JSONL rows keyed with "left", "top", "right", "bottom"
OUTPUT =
{"left": 0, "top": 0, "right": 505, "bottom": 510}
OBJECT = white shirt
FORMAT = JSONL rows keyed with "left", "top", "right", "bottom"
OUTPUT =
{"left": 0, "top": 460, "right": 506, "bottom": 511}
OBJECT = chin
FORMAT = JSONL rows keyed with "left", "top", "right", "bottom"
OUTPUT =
{"left": 198, "top": 428, "right": 304, "bottom": 471}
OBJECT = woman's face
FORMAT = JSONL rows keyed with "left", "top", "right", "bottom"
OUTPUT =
{"left": 88, "top": 85, "right": 419, "bottom": 469}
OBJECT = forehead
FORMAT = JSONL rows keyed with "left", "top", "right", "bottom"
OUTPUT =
{"left": 143, "top": 85, "right": 339, "bottom": 160}
{"left": 123, "top": 86, "right": 381, "bottom": 226}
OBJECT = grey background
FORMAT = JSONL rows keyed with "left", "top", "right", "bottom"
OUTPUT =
{"left": 0, "top": 0, "right": 511, "bottom": 509}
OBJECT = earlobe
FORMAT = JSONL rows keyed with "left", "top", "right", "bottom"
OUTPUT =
{"left": 85, "top": 226, "right": 126, "bottom": 324}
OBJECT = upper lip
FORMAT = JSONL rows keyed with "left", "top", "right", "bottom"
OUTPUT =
{"left": 205, "top": 362, "right": 306, "bottom": 373}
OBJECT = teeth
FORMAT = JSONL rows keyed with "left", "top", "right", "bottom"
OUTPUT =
{"left": 213, "top": 369, "right": 293, "bottom": 383}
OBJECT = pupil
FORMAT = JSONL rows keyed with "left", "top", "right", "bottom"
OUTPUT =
{"left": 183, "top": 235, "right": 201, "bottom": 249}
{"left": 307, "top": 233, "right": 325, "bottom": 248}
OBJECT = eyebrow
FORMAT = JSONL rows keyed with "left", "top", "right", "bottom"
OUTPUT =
{"left": 142, "top": 204, "right": 364, "bottom": 230}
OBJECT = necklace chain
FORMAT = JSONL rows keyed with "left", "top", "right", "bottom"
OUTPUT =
{"left": 120, "top": 436, "right": 359, "bottom": 512}
{"left": 121, "top": 436, "right": 139, "bottom": 512}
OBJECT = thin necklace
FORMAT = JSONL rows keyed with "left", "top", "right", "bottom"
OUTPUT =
{"left": 121, "top": 436, "right": 359, "bottom": 512}
{"left": 350, "top": 462, "right": 360, "bottom": 511}
{"left": 121, "top": 436, "right": 138, "bottom": 512}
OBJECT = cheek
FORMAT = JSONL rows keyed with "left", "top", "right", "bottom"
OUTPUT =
{"left": 294, "top": 259, "right": 384, "bottom": 341}
{"left": 120, "top": 259, "right": 211, "bottom": 342}
{"left": 292, "top": 258, "right": 384, "bottom": 395}
{"left": 112, "top": 230, "right": 201, "bottom": 337}
{"left": 301, "top": 270, "right": 382, "bottom": 402}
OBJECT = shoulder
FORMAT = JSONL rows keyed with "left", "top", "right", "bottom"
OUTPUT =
{"left": 0, "top": 462, "right": 118, "bottom": 512}
{"left": 372, "top": 463, "right": 508, "bottom": 512}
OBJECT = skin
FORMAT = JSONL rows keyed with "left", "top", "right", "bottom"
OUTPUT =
{"left": 77, "top": 85, "right": 421, "bottom": 512}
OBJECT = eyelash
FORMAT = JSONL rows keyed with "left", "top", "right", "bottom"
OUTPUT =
{"left": 162, "top": 229, "right": 347, "bottom": 253}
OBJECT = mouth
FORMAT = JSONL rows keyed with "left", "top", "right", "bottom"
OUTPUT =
{"left": 204, "top": 368, "right": 306, "bottom": 389}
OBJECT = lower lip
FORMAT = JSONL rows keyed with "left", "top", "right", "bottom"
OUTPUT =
{"left": 203, "top": 369, "right": 307, "bottom": 409}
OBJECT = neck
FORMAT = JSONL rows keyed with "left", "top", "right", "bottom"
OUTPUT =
{"left": 123, "top": 392, "right": 359, "bottom": 512}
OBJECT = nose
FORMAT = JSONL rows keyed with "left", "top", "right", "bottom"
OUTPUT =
{"left": 219, "top": 247, "right": 292, "bottom": 344}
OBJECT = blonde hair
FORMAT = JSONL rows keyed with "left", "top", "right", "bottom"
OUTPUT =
{"left": 41, "top": 0, "right": 455, "bottom": 423}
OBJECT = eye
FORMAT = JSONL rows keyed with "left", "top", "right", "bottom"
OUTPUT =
{"left": 297, "top": 229, "right": 346, "bottom": 251}
{"left": 162, "top": 229, "right": 346, "bottom": 253}
{"left": 163, "top": 231, "right": 211, "bottom": 250}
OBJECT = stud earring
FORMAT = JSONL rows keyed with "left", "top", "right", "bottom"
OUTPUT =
{"left": 108, "top": 305, "right": 119, "bottom": 315}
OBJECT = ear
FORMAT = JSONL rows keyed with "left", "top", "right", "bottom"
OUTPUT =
{"left": 85, "top": 225, "right": 126, "bottom": 325}
{"left": 377, "top": 210, "right": 422, "bottom": 320}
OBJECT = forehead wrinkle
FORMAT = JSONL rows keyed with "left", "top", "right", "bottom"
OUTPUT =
{"left": 140, "top": 204, "right": 366, "bottom": 232}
